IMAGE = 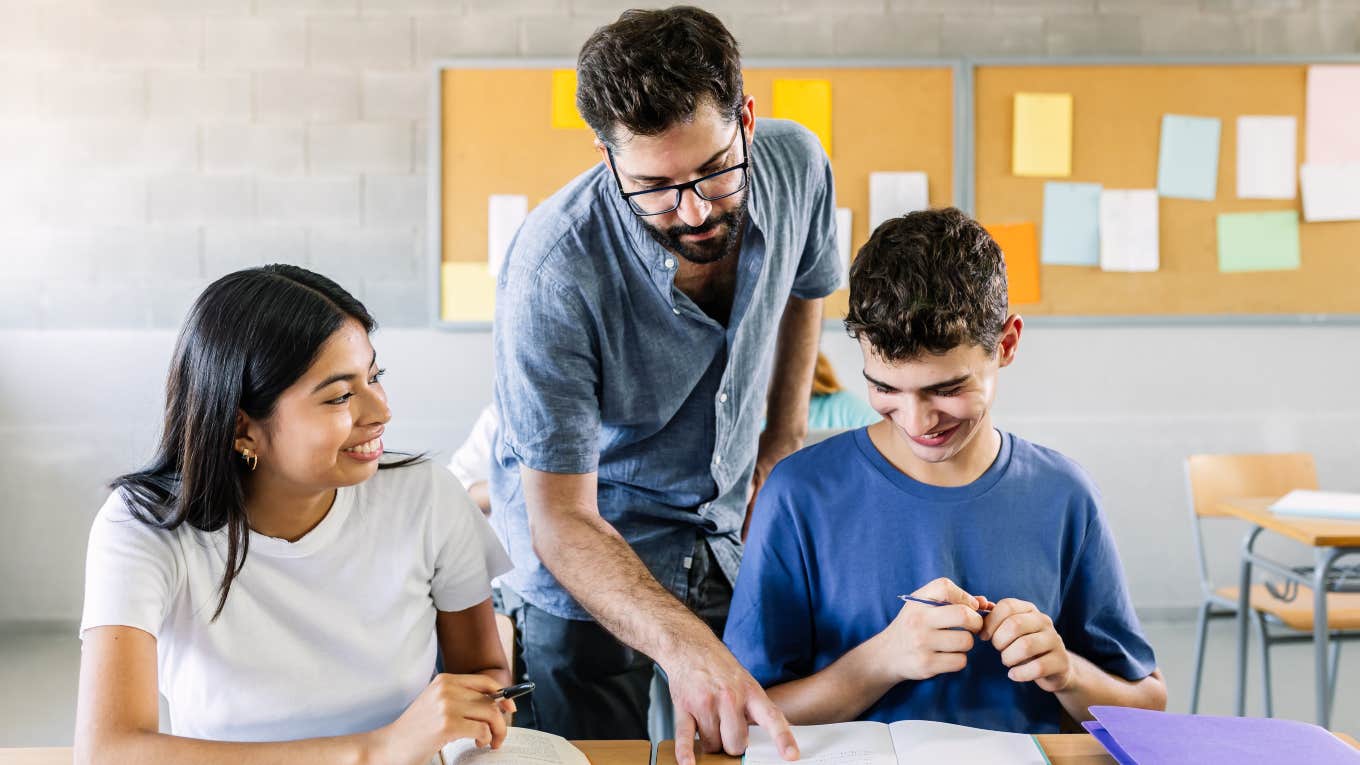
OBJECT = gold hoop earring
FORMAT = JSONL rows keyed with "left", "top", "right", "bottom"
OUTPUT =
{"left": 240, "top": 448, "right": 258, "bottom": 472}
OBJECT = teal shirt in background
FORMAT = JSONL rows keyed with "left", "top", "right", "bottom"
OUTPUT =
{"left": 807, "top": 390, "right": 880, "bottom": 431}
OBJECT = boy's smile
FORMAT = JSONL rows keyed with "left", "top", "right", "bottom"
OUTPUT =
{"left": 859, "top": 315, "right": 1022, "bottom": 487}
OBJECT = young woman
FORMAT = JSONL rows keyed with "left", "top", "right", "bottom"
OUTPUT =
{"left": 75, "top": 265, "right": 514, "bottom": 765}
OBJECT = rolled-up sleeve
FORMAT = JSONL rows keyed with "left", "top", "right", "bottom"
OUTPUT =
{"left": 790, "top": 148, "right": 842, "bottom": 301}
{"left": 493, "top": 263, "right": 602, "bottom": 475}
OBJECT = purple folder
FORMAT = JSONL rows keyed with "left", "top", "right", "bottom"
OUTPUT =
{"left": 1088, "top": 706, "right": 1360, "bottom": 765}
{"left": 1082, "top": 721, "right": 1136, "bottom": 765}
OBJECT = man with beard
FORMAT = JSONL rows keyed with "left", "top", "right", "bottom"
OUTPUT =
{"left": 489, "top": 7, "right": 838, "bottom": 765}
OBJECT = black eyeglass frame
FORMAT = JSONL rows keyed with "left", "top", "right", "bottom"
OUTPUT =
{"left": 606, "top": 121, "right": 750, "bottom": 217}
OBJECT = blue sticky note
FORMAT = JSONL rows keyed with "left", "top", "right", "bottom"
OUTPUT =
{"left": 1217, "top": 211, "right": 1300, "bottom": 272}
{"left": 1041, "top": 181, "right": 1102, "bottom": 266}
{"left": 1158, "top": 114, "right": 1221, "bottom": 200}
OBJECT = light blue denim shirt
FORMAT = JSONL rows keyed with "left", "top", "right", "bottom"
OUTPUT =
{"left": 490, "top": 118, "right": 841, "bottom": 620}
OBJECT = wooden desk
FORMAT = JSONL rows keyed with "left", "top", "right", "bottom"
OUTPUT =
{"left": 0, "top": 741, "right": 651, "bottom": 765}
{"left": 1216, "top": 496, "right": 1360, "bottom": 728}
{"left": 655, "top": 732, "right": 1360, "bottom": 764}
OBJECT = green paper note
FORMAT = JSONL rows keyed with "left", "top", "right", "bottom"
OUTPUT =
{"left": 1216, "top": 211, "right": 1300, "bottom": 272}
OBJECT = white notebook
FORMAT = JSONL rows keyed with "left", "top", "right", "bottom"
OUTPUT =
{"left": 743, "top": 720, "right": 1047, "bottom": 765}
{"left": 1270, "top": 490, "right": 1360, "bottom": 521}
{"left": 436, "top": 727, "right": 589, "bottom": 765}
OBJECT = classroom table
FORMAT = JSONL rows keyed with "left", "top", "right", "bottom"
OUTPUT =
{"left": 0, "top": 741, "right": 652, "bottom": 765}
{"left": 1217, "top": 496, "right": 1360, "bottom": 728}
{"left": 655, "top": 732, "right": 1360, "bottom": 764}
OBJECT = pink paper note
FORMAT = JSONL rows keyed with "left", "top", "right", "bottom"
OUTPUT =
{"left": 1306, "top": 66, "right": 1360, "bottom": 164}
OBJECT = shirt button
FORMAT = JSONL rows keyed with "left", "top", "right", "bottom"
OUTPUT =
{"left": 664, "top": 258, "right": 675, "bottom": 269}
{"left": 672, "top": 307, "right": 681, "bottom": 316}
{"left": 718, "top": 393, "right": 728, "bottom": 404}
{"left": 713, "top": 455, "right": 723, "bottom": 466}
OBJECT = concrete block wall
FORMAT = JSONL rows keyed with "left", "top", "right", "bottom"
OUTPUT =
{"left": 2, "top": 0, "right": 1358, "bottom": 330}
{"left": 3, "top": 1, "right": 1360, "bottom": 625}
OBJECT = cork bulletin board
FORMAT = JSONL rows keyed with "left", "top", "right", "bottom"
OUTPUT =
{"left": 973, "top": 62, "right": 1360, "bottom": 317}
{"left": 432, "top": 61, "right": 958, "bottom": 325}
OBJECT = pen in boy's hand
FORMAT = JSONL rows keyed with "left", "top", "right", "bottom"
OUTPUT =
{"left": 488, "top": 681, "right": 535, "bottom": 702}
{"left": 898, "top": 594, "right": 993, "bottom": 616}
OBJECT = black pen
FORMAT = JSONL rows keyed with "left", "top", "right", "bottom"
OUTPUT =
{"left": 488, "top": 681, "right": 535, "bottom": 701}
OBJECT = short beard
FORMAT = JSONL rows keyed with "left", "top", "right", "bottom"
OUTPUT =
{"left": 640, "top": 194, "right": 748, "bottom": 265}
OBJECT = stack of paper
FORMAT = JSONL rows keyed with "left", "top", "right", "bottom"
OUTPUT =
{"left": 1270, "top": 489, "right": 1360, "bottom": 521}
{"left": 1085, "top": 706, "right": 1360, "bottom": 765}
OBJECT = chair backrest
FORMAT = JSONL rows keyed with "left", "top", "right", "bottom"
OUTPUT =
{"left": 1184, "top": 453, "right": 1318, "bottom": 595}
{"left": 1185, "top": 453, "right": 1319, "bottom": 519}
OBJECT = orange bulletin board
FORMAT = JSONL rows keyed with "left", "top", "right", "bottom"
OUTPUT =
{"left": 437, "top": 63, "right": 956, "bottom": 324}
{"left": 974, "top": 63, "right": 1360, "bottom": 317}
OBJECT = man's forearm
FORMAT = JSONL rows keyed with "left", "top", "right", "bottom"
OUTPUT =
{"left": 1054, "top": 655, "right": 1167, "bottom": 722}
{"left": 531, "top": 500, "right": 719, "bottom": 668}
{"left": 764, "top": 296, "right": 823, "bottom": 441}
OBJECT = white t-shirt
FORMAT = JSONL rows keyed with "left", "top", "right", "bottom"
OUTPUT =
{"left": 447, "top": 405, "right": 498, "bottom": 489}
{"left": 80, "top": 460, "right": 512, "bottom": 743}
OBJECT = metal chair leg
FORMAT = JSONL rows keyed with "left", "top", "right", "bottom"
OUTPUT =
{"left": 1190, "top": 600, "right": 1214, "bottom": 713}
{"left": 1252, "top": 611, "right": 1273, "bottom": 718}
{"left": 1328, "top": 636, "right": 1342, "bottom": 710}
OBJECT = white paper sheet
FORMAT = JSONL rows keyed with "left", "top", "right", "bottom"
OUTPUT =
{"left": 889, "top": 720, "right": 1047, "bottom": 765}
{"left": 441, "top": 728, "right": 588, "bottom": 765}
{"left": 868, "top": 172, "right": 928, "bottom": 232}
{"left": 835, "top": 207, "right": 853, "bottom": 289}
{"left": 746, "top": 722, "right": 896, "bottom": 765}
{"left": 1237, "top": 116, "right": 1297, "bottom": 199}
{"left": 1300, "top": 162, "right": 1360, "bottom": 222}
{"left": 487, "top": 194, "right": 529, "bottom": 274}
{"left": 1099, "top": 189, "right": 1159, "bottom": 272}
{"left": 1270, "top": 489, "right": 1360, "bottom": 520}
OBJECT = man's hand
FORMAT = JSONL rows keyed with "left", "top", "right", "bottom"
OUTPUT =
{"left": 980, "top": 598, "right": 1074, "bottom": 693}
{"left": 873, "top": 578, "right": 989, "bottom": 682}
{"left": 666, "top": 640, "right": 800, "bottom": 765}
{"left": 743, "top": 429, "right": 803, "bottom": 540}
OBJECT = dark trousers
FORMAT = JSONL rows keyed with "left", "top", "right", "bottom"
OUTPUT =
{"left": 512, "top": 536, "right": 732, "bottom": 740}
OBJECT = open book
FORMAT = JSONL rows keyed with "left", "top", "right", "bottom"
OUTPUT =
{"left": 436, "top": 727, "right": 589, "bottom": 765}
{"left": 744, "top": 720, "right": 1047, "bottom": 765}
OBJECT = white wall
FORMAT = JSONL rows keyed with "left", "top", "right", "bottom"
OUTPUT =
{"left": 4, "top": 0, "right": 1360, "bottom": 623}
{"left": 5, "top": 322, "right": 1359, "bottom": 622}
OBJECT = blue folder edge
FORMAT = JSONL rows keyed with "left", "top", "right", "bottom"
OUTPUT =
{"left": 1082, "top": 721, "right": 1138, "bottom": 765}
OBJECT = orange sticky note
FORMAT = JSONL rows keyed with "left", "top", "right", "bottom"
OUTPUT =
{"left": 551, "top": 69, "right": 587, "bottom": 130}
{"left": 986, "top": 222, "right": 1041, "bottom": 305}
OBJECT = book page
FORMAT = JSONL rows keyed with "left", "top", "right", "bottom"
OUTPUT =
{"left": 888, "top": 720, "right": 1047, "bottom": 764}
{"left": 439, "top": 727, "right": 588, "bottom": 765}
{"left": 745, "top": 722, "right": 897, "bottom": 765}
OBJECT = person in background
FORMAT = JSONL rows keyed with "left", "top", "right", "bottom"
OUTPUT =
{"left": 449, "top": 404, "right": 497, "bottom": 515}
{"left": 75, "top": 266, "right": 514, "bottom": 765}
{"left": 807, "top": 352, "right": 881, "bottom": 432}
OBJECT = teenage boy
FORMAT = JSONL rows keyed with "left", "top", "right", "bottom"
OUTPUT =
{"left": 723, "top": 208, "right": 1167, "bottom": 732}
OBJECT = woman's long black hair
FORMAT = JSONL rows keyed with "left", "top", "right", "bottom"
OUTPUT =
{"left": 112, "top": 265, "right": 419, "bottom": 620}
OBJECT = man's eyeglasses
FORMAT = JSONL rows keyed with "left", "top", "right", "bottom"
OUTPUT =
{"left": 607, "top": 122, "right": 749, "bottom": 217}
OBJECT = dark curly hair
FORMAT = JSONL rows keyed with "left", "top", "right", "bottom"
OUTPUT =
{"left": 845, "top": 208, "right": 1009, "bottom": 362}
{"left": 575, "top": 6, "right": 744, "bottom": 148}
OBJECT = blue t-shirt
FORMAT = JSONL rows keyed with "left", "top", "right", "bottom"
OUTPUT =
{"left": 723, "top": 428, "right": 1156, "bottom": 733}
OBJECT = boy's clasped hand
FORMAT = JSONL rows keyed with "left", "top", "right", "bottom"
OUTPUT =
{"left": 883, "top": 577, "right": 1076, "bottom": 693}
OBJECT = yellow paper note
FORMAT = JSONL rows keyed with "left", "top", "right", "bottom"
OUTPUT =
{"left": 1012, "top": 93, "right": 1072, "bottom": 177}
{"left": 441, "top": 262, "right": 497, "bottom": 323}
{"left": 551, "top": 69, "right": 587, "bottom": 130}
{"left": 773, "top": 79, "right": 832, "bottom": 156}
